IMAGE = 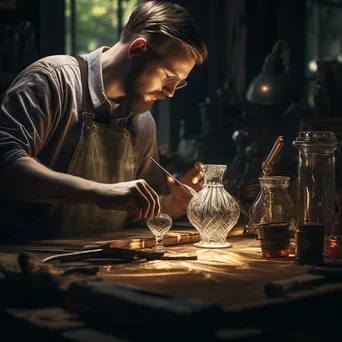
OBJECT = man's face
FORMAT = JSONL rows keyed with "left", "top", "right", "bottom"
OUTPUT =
{"left": 123, "top": 46, "right": 196, "bottom": 115}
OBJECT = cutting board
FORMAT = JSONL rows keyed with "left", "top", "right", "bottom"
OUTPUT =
{"left": 25, "top": 222, "right": 244, "bottom": 250}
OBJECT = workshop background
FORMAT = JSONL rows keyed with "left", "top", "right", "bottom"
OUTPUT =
{"left": 0, "top": 0, "right": 341, "bottom": 203}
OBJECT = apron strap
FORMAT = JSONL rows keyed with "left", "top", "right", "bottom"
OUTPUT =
{"left": 75, "top": 55, "right": 135, "bottom": 144}
{"left": 75, "top": 55, "right": 94, "bottom": 132}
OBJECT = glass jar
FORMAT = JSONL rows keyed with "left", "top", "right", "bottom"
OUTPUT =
{"left": 187, "top": 164, "right": 240, "bottom": 248}
{"left": 248, "top": 176, "right": 296, "bottom": 257}
{"left": 293, "top": 131, "right": 339, "bottom": 265}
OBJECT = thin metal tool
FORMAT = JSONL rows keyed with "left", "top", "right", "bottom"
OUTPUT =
{"left": 149, "top": 157, "right": 194, "bottom": 196}
{"left": 41, "top": 244, "right": 165, "bottom": 263}
{"left": 261, "top": 136, "right": 284, "bottom": 175}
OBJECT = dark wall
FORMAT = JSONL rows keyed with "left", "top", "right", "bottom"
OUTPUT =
{"left": 40, "top": 0, "right": 65, "bottom": 57}
{"left": 0, "top": 0, "right": 307, "bottom": 154}
{"left": 246, "top": 0, "right": 306, "bottom": 96}
{"left": 169, "top": 0, "right": 247, "bottom": 152}
{"left": 169, "top": 0, "right": 210, "bottom": 152}
{"left": 167, "top": 0, "right": 306, "bottom": 153}
{"left": 0, "top": 0, "right": 41, "bottom": 50}
{"left": 0, "top": 0, "right": 65, "bottom": 57}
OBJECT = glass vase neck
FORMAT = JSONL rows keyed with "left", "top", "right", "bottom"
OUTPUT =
{"left": 203, "top": 164, "right": 227, "bottom": 185}
{"left": 259, "top": 176, "right": 290, "bottom": 189}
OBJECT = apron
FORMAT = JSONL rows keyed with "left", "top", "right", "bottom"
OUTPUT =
{"left": 48, "top": 56, "right": 137, "bottom": 237}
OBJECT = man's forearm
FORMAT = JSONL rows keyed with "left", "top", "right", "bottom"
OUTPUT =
{"left": 0, "top": 156, "right": 99, "bottom": 204}
{"left": 160, "top": 194, "right": 186, "bottom": 220}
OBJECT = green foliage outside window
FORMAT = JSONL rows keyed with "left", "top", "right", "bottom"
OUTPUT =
{"left": 65, "top": 0, "right": 141, "bottom": 55}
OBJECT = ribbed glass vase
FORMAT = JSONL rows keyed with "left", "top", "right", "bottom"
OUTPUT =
{"left": 187, "top": 164, "right": 240, "bottom": 248}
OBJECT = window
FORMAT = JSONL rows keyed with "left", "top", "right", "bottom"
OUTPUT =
{"left": 65, "top": 0, "right": 141, "bottom": 56}
{"left": 306, "top": 0, "right": 342, "bottom": 104}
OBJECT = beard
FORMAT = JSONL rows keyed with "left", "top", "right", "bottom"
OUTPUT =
{"left": 122, "top": 57, "right": 160, "bottom": 115}
{"left": 126, "top": 92, "right": 155, "bottom": 115}
{"left": 114, "top": 88, "right": 155, "bottom": 119}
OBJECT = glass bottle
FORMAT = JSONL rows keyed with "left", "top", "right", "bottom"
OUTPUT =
{"left": 248, "top": 176, "right": 295, "bottom": 257}
{"left": 187, "top": 164, "right": 240, "bottom": 248}
{"left": 293, "top": 131, "right": 339, "bottom": 265}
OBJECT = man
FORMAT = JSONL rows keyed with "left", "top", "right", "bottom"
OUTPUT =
{"left": 0, "top": 1, "right": 208, "bottom": 239}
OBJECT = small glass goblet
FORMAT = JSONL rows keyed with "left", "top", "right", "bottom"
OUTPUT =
{"left": 147, "top": 213, "right": 172, "bottom": 251}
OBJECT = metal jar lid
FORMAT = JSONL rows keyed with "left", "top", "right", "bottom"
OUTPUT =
{"left": 293, "top": 131, "right": 340, "bottom": 149}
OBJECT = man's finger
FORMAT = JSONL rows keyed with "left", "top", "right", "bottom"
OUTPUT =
{"left": 139, "top": 182, "right": 157, "bottom": 219}
{"left": 167, "top": 175, "right": 175, "bottom": 184}
{"left": 193, "top": 161, "right": 203, "bottom": 171}
{"left": 144, "top": 182, "right": 161, "bottom": 217}
{"left": 136, "top": 183, "right": 152, "bottom": 220}
{"left": 192, "top": 170, "right": 204, "bottom": 184}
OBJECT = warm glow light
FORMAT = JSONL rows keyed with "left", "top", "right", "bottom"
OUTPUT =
{"left": 330, "top": 240, "right": 337, "bottom": 248}
{"left": 99, "top": 245, "right": 269, "bottom": 281}
{"left": 308, "top": 60, "right": 318, "bottom": 72}
{"left": 261, "top": 85, "right": 269, "bottom": 92}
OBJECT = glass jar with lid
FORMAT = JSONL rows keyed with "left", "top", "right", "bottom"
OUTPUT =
{"left": 293, "top": 131, "right": 339, "bottom": 264}
{"left": 248, "top": 176, "right": 296, "bottom": 257}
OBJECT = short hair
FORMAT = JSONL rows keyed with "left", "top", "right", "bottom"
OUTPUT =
{"left": 120, "top": 1, "right": 208, "bottom": 65}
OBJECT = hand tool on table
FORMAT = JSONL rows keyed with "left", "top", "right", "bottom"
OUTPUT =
{"left": 40, "top": 243, "right": 198, "bottom": 263}
{"left": 41, "top": 244, "right": 165, "bottom": 263}
{"left": 149, "top": 157, "right": 195, "bottom": 197}
{"left": 17, "top": 252, "right": 100, "bottom": 276}
{"left": 24, "top": 248, "right": 79, "bottom": 254}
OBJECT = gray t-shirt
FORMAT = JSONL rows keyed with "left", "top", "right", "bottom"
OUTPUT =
{"left": 0, "top": 47, "right": 163, "bottom": 238}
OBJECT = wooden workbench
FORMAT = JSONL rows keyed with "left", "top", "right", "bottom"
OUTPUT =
{"left": 1, "top": 223, "right": 342, "bottom": 341}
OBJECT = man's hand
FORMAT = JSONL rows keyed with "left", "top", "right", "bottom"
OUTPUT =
{"left": 166, "top": 162, "right": 204, "bottom": 211}
{"left": 95, "top": 179, "right": 161, "bottom": 222}
{"left": 0, "top": 157, "right": 160, "bottom": 223}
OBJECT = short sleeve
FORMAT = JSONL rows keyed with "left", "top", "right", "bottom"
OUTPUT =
{"left": 0, "top": 65, "right": 61, "bottom": 173}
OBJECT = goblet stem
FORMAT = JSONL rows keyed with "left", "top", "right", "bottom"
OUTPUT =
{"left": 155, "top": 235, "right": 164, "bottom": 250}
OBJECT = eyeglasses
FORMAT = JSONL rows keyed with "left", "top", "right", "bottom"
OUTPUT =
{"left": 156, "top": 59, "right": 187, "bottom": 90}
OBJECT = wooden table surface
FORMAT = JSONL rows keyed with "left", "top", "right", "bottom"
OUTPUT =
{"left": 0, "top": 222, "right": 305, "bottom": 308}
{"left": 1, "top": 222, "right": 342, "bottom": 341}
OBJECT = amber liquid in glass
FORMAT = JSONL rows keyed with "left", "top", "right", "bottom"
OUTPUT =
{"left": 257, "top": 223, "right": 291, "bottom": 257}
{"left": 324, "top": 236, "right": 342, "bottom": 260}
{"left": 295, "top": 224, "right": 324, "bottom": 265}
